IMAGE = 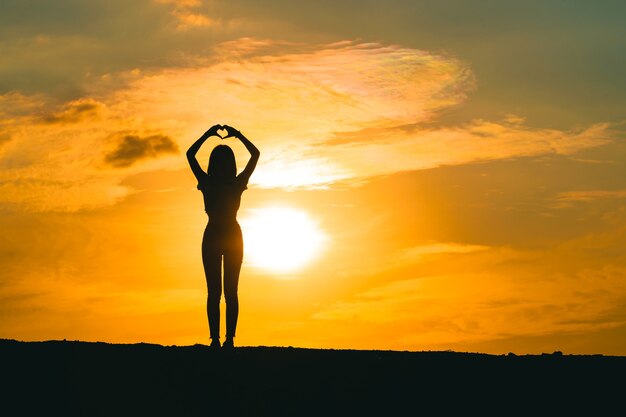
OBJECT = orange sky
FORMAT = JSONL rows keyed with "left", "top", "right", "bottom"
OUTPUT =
{"left": 2, "top": 0, "right": 626, "bottom": 354}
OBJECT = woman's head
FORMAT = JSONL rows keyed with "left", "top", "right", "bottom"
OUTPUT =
{"left": 207, "top": 145, "right": 236, "bottom": 179}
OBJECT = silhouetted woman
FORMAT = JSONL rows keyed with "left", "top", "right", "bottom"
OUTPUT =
{"left": 187, "top": 124, "right": 260, "bottom": 349}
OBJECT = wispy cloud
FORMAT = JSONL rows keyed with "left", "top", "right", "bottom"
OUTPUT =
{"left": 0, "top": 92, "right": 46, "bottom": 119}
{"left": 0, "top": 93, "right": 178, "bottom": 211}
{"left": 312, "top": 261, "right": 626, "bottom": 347}
{"left": 556, "top": 189, "right": 626, "bottom": 202}
{"left": 41, "top": 98, "right": 104, "bottom": 124}
{"left": 310, "top": 215, "right": 626, "bottom": 349}
{"left": 105, "top": 39, "right": 613, "bottom": 188}
{"left": 395, "top": 242, "right": 489, "bottom": 263}
{"left": 0, "top": 39, "right": 617, "bottom": 211}
{"left": 155, "top": 0, "right": 218, "bottom": 30}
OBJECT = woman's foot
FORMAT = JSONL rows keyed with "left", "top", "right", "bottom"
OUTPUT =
{"left": 210, "top": 338, "right": 221, "bottom": 349}
{"left": 222, "top": 338, "right": 234, "bottom": 349}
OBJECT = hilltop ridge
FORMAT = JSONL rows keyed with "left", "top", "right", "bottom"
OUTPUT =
{"left": 2, "top": 339, "right": 623, "bottom": 415}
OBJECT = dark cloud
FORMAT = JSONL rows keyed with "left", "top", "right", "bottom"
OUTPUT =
{"left": 0, "top": 0, "right": 231, "bottom": 99}
{"left": 105, "top": 134, "right": 179, "bottom": 168}
{"left": 0, "top": 132, "right": 12, "bottom": 147}
{"left": 41, "top": 99, "right": 103, "bottom": 124}
{"left": 2, "top": 0, "right": 625, "bottom": 128}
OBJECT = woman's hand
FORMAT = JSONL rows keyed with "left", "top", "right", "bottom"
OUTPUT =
{"left": 223, "top": 124, "right": 241, "bottom": 139}
{"left": 204, "top": 124, "right": 222, "bottom": 138}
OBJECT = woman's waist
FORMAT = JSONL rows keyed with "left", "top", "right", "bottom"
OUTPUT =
{"left": 205, "top": 217, "right": 240, "bottom": 229}
{"left": 204, "top": 221, "right": 241, "bottom": 241}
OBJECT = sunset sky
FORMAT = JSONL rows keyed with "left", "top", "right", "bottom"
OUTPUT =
{"left": 2, "top": 0, "right": 626, "bottom": 354}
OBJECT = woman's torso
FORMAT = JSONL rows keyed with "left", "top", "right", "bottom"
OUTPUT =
{"left": 198, "top": 175, "right": 247, "bottom": 228}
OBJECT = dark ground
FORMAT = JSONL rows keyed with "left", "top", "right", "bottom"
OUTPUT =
{"left": 1, "top": 339, "right": 624, "bottom": 416}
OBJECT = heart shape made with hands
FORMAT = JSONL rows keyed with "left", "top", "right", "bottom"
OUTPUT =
{"left": 216, "top": 127, "right": 229, "bottom": 139}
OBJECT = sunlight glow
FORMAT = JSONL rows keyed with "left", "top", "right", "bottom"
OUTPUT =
{"left": 241, "top": 207, "right": 327, "bottom": 274}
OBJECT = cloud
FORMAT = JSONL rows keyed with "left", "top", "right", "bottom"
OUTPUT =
{"left": 309, "top": 214, "right": 626, "bottom": 349}
{"left": 0, "top": 132, "right": 11, "bottom": 146}
{"left": 0, "top": 38, "right": 618, "bottom": 210}
{"left": 155, "top": 0, "right": 218, "bottom": 30}
{"left": 312, "top": 259, "right": 626, "bottom": 347}
{"left": 395, "top": 242, "right": 489, "bottom": 263}
{"left": 41, "top": 98, "right": 104, "bottom": 124}
{"left": 172, "top": 10, "right": 215, "bottom": 29}
{"left": 308, "top": 120, "right": 611, "bottom": 186}
{"left": 0, "top": 93, "right": 179, "bottom": 211}
{"left": 106, "top": 39, "right": 611, "bottom": 188}
{"left": 0, "top": 92, "right": 46, "bottom": 119}
{"left": 155, "top": 0, "right": 202, "bottom": 5}
{"left": 105, "top": 134, "right": 179, "bottom": 168}
{"left": 556, "top": 189, "right": 626, "bottom": 202}
{"left": 0, "top": 0, "right": 233, "bottom": 98}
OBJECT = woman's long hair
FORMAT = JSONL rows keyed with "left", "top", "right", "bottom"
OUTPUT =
{"left": 207, "top": 145, "right": 237, "bottom": 179}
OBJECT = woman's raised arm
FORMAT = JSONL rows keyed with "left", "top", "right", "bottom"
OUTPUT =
{"left": 187, "top": 124, "right": 221, "bottom": 182}
{"left": 224, "top": 125, "right": 260, "bottom": 182}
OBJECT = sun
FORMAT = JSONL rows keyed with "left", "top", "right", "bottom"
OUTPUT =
{"left": 240, "top": 207, "right": 327, "bottom": 274}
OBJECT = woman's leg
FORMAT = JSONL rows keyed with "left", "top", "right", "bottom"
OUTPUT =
{"left": 223, "top": 228, "right": 243, "bottom": 340}
{"left": 202, "top": 229, "right": 222, "bottom": 341}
